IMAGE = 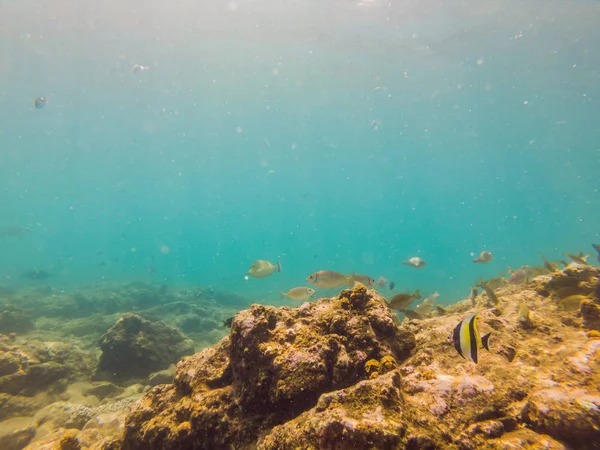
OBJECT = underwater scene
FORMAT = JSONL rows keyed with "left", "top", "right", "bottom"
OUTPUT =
{"left": 1, "top": 0, "right": 599, "bottom": 449}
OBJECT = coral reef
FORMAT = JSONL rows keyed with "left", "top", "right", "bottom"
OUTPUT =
{"left": 1, "top": 270, "right": 598, "bottom": 449}
{"left": 96, "top": 313, "right": 195, "bottom": 382}
{"left": 7, "top": 282, "right": 242, "bottom": 351}
{"left": 0, "top": 281, "right": 249, "bottom": 449}
{"left": 0, "top": 417, "right": 36, "bottom": 450}
{"left": 0, "top": 302, "right": 33, "bottom": 333}
{"left": 120, "top": 285, "right": 416, "bottom": 449}
{"left": 0, "top": 334, "right": 95, "bottom": 418}
{"left": 114, "top": 269, "right": 600, "bottom": 450}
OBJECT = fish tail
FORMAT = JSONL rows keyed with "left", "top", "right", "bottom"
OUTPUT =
{"left": 276, "top": 258, "right": 282, "bottom": 273}
{"left": 280, "top": 293, "right": 286, "bottom": 299}
{"left": 413, "top": 289, "right": 422, "bottom": 299}
{"left": 481, "top": 333, "right": 492, "bottom": 351}
{"left": 592, "top": 244, "right": 600, "bottom": 254}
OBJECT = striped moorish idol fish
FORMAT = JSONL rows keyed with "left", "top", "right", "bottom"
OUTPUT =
{"left": 452, "top": 312, "right": 491, "bottom": 364}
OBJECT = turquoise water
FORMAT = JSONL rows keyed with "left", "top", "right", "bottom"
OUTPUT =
{"left": 1, "top": 0, "right": 599, "bottom": 306}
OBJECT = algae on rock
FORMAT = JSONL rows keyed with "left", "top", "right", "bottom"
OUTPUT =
{"left": 116, "top": 268, "right": 600, "bottom": 450}
{"left": 96, "top": 313, "right": 195, "bottom": 382}
{"left": 121, "top": 286, "right": 416, "bottom": 449}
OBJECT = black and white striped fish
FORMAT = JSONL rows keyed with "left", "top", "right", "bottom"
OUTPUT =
{"left": 452, "top": 312, "right": 491, "bottom": 364}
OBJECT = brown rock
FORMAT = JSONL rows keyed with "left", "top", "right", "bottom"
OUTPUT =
{"left": 121, "top": 287, "right": 416, "bottom": 449}
{"left": 258, "top": 371, "right": 408, "bottom": 450}
{"left": 0, "top": 393, "right": 40, "bottom": 421}
{"left": 489, "top": 428, "right": 566, "bottom": 449}
{"left": 0, "top": 337, "right": 95, "bottom": 397}
{"left": 0, "top": 417, "right": 36, "bottom": 450}
{"left": 146, "top": 365, "right": 175, "bottom": 387}
{"left": 581, "top": 299, "right": 600, "bottom": 331}
{"left": 522, "top": 388, "right": 600, "bottom": 448}
{"left": 34, "top": 402, "right": 95, "bottom": 430}
{"left": 96, "top": 314, "right": 195, "bottom": 382}
{"left": 103, "top": 269, "right": 600, "bottom": 450}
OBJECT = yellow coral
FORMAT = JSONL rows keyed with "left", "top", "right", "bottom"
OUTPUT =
{"left": 380, "top": 355, "right": 397, "bottom": 373}
{"left": 339, "top": 298, "right": 351, "bottom": 310}
{"left": 420, "top": 368, "right": 436, "bottom": 380}
{"left": 353, "top": 284, "right": 367, "bottom": 295}
{"left": 369, "top": 371, "right": 380, "bottom": 379}
{"left": 365, "top": 359, "right": 381, "bottom": 375}
{"left": 348, "top": 284, "right": 369, "bottom": 309}
{"left": 54, "top": 432, "right": 81, "bottom": 450}
{"left": 587, "top": 330, "right": 600, "bottom": 339}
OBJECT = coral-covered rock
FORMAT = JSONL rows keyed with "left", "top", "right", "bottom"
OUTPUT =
{"left": 121, "top": 287, "right": 416, "bottom": 449}
{"left": 0, "top": 335, "right": 95, "bottom": 398}
{"left": 35, "top": 401, "right": 95, "bottom": 430}
{"left": 258, "top": 371, "right": 408, "bottom": 450}
{"left": 96, "top": 313, "right": 195, "bottom": 382}
{"left": 0, "top": 393, "right": 40, "bottom": 421}
{"left": 0, "top": 417, "right": 36, "bottom": 450}
{"left": 522, "top": 388, "right": 600, "bottom": 448}
{"left": 104, "top": 270, "right": 600, "bottom": 450}
{"left": 146, "top": 365, "right": 175, "bottom": 387}
{"left": 78, "top": 409, "right": 130, "bottom": 449}
{"left": 581, "top": 299, "right": 600, "bottom": 331}
{"left": 0, "top": 303, "right": 34, "bottom": 333}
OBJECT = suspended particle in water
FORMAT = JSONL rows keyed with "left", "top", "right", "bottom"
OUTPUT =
{"left": 160, "top": 245, "right": 170, "bottom": 254}
{"left": 236, "top": 126, "right": 243, "bottom": 133}
{"left": 244, "top": 275, "right": 249, "bottom": 280}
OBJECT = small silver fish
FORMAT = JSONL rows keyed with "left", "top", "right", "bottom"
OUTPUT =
{"left": 538, "top": 253, "right": 558, "bottom": 272}
{"left": 306, "top": 271, "right": 351, "bottom": 289}
{"left": 281, "top": 287, "right": 316, "bottom": 301}
{"left": 247, "top": 259, "right": 281, "bottom": 278}
{"left": 474, "top": 251, "right": 493, "bottom": 264}
{"left": 423, "top": 291, "right": 439, "bottom": 304}
{"left": 132, "top": 64, "right": 150, "bottom": 74}
{"left": 402, "top": 257, "right": 427, "bottom": 268}
{"left": 34, "top": 97, "right": 47, "bottom": 109}
{"left": 389, "top": 290, "right": 422, "bottom": 310}
{"left": 564, "top": 251, "right": 589, "bottom": 265}
{"left": 477, "top": 278, "right": 499, "bottom": 305}
{"left": 375, "top": 276, "right": 388, "bottom": 288}
{"left": 347, "top": 274, "right": 376, "bottom": 288}
{"left": 414, "top": 298, "right": 436, "bottom": 315}
{"left": 401, "top": 309, "right": 423, "bottom": 320}
{"left": 508, "top": 266, "right": 530, "bottom": 284}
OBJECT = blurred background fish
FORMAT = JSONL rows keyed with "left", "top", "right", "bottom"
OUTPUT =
{"left": 473, "top": 251, "right": 493, "bottom": 264}
{"left": 34, "top": 97, "right": 47, "bottom": 109}
{"left": 402, "top": 257, "right": 427, "bottom": 268}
